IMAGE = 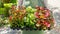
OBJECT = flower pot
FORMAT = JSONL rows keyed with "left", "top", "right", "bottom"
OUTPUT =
{"left": 22, "top": 30, "right": 44, "bottom": 34}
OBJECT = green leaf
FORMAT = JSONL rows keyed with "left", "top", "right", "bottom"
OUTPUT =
{"left": 26, "top": 6, "right": 32, "bottom": 12}
{"left": 4, "top": 3, "right": 13, "bottom": 8}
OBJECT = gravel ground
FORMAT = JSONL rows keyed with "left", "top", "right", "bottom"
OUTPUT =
{"left": 0, "top": 27, "right": 22, "bottom": 34}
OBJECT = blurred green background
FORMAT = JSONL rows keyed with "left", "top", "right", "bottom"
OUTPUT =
{"left": 0, "top": 0, "right": 17, "bottom": 17}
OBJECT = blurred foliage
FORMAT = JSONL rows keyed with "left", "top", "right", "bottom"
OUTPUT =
{"left": 1, "top": 0, "right": 17, "bottom": 3}
{"left": 0, "top": 7, "right": 10, "bottom": 17}
{"left": 2, "top": 0, "right": 10, "bottom": 3}
{"left": 0, "top": 17, "right": 9, "bottom": 27}
{"left": 4, "top": 3, "right": 13, "bottom": 8}
{"left": 0, "top": 3, "right": 16, "bottom": 17}
{"left": 10, "top": 0, "right": 17, "bottom": 3}
{"left": 0, "top": 8, "right": 6, "bottom": 15}
{"left": 0, "top": 0, "right": 4, "bottom": 8}
{"left": 4, "top": 3, "right": 16, "bottom": 17}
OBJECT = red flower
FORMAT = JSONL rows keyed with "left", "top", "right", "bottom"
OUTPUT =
{"left": 45, "top": 12, "right": 49, "bottom": 17}
{"left": 34, "top": 12, "right": 40, "bottom": 18}
{"left": 46, "top": 23, "right": 50, "bottom": 27}
{"left": 16, "top": 10, "right": 20, "bottom": 13}
{"left": 43, "top": 21, "right": 50, "bottom": 27}
{"left": 9, "top": 16, "right": 12, "bottom": 20}
{"left": 44, "top": 10, "right": 50, "bottom": 18}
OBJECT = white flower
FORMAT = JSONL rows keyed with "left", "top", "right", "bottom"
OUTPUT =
{"left": 4, "top": 20, "right": 8, "bottom": 23}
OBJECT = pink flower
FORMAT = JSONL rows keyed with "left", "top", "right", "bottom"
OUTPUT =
{"left": 46, "top": 23, "right": 50, "bottom": 27}
{"left": 43, "top": 21, "right": 50, "bottom": 27}
{"left": 45, "top": 12, "right": 49, "bottom": 17}
{"left": 44, "top": 11, "right": 50, "bottom": 18}
{"left": 34, "top": 12, "right": 40, "bottom": 18}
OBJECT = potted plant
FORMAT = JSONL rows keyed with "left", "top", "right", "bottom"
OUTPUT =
{"left": 9, "top": 5, "right": 54, "bottom": 34}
